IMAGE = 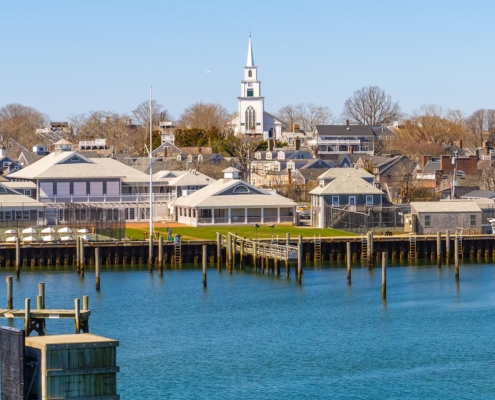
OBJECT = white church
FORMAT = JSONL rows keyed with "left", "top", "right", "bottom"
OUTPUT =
{"left": 231, "top": 35, "right": 285, "bottom": 138}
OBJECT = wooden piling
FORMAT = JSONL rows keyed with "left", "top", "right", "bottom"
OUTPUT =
{"left": 37, "top": 295, "right": 43, "bottom": 310}
{"left": 95, "top": 248, "right": 101, "bottom": 291}
{"left": 24, "top": 298, "right": 30, "bottom": 333}
{"left": 446, "top": 229, "right": 451, "bottom": 263}
{"left": 38, "top": 282, "right": 45, "bottom": 309}
{"left": 240, "top": 238, "right": 244, "bottom": 268}
{"left": 76, "top": 236, "right": 80, "bottom": 271}
{"left": 455, "top": 236, "right": 459, "bottom": 280}
{"left": 15, "top": 237, "right": 20, "bottom": 277}
{"left": 367, "top": 231, "right": 373, "bottom": 269}
{"left": 297, "top": 241, "right": 302, "bottom": 285}
{"left": 275, "top": 259, "right": 280, "bottom": 276}
{"left": 382, "top": 252, "right": 387, "bottom": 299}
{"left": 79, "top": 237, "right": 85, "bottom": 273}
{"left": 285, "top": 260, "right": 290, "bottom": 278}
{"left": 253, "top": 241, "right": 258, "bottom": 271}
{"left": 82, "top": 295, "right": 89, "bottom": 311}
{"left": 6, "top": 276, "right": 13, "bottom": 309}
{"left": 227, "top": 233, "right": 232, "bottom": 269}
{"left": 346, "top": 242, "right": 351, "bottom": 284}
{"left": 216, "top": 232, "right": 222, "bottom": 267}
{"left": 74, "top": 298, "right": 80, "bottom": 333}
{"left": 158, "top": 236, "right": 163, "bottom": 275}
{"left": 437, "top": 231, "right": 442, "bottom": 267}
{"left": 202, "top": 245, "right": 207, "bottom": 288}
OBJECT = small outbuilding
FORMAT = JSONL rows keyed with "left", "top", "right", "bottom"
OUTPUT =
{"left": 408, "top": 201, "right": 482, "bottom": 234}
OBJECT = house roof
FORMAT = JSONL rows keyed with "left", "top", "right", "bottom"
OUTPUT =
{"left": 173, "top": 178, "right": 296, "bottom": 208}
{"left": 317, "top": 167, "right": 374, "bottom": 180}
{"left": 2, "top": 181, "right": 36, "bottom": 189}
{"left": 460, "top": 190, "right": 495, "bottom": 199}
{"left": 421, "top": 160, "right": 441, "bottom": 174}
{"left": 153, "top": 170, "right": 215, "bottom": 186}
{"left": 310, "top": 175, "right": 383, "bottom": 195}
{"left": 315, "top": 125, "right": 380, "bottom": 137}
{"left": 410, "top": 201, "right": 482, "bottom": 213}
{"left": 8, "top": 151, "right": 151, "bottom": 183}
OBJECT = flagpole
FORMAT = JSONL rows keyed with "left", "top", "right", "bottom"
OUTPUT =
{"left": 148, "top": 86, "right": 153, "bottom": 269}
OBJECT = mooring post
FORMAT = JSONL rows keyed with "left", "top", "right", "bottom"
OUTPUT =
{"left": 82, "top": 295, "right": 89, "bottom": 311}
{"left": 227, "top": 233, "right": 232, "bottom": 270}
{"left": 148, "top": 233, "right": 153, "bottom": 271}
{"left": 347, "top": 242, "right": 351, "bottom": 284}
{"left": 158, "top": 236, "right": 164, "bottom": 275}
{"left": 38, "top": 282, "right": 45, "bottom": 309}
{"left": 6, "top": 276, "right": 13, "bottom": 309}
{"left": 24, "top": 298, "right": 31, "bottom": 334}
{"left": 74, "top": 298, "right": 81, "bottom": 333}
{"left": 297, "top": 240, "right": 303, "bottom": 285}
{"left": 95, "top": 247, "right": 101, "bottom": 291}
{"left": 455, "top": 236, "right": 459, "bottom": 280}
{"left": 216, "top": 232, "right": 222, "bottom": 266}
{"left": 445, "top": 229, "right": 451, "bottom": 263}
{"left": 80, "top": 237, "right": 85, "bottom": 274}
{"left": 437, "top": 231, "right": 442, "bottom": 267}
{"left": 15, "top": 237, "right": 20, "bottom": 274}
{"left": 76, "top": 236, "right": 80, "bottom": 271}
{"left": 368, "top": 231, "right": 374, "bottom": 268}
{"left": 202, "top": 245, "right": 207, "bottom": 288}
{"left": 382, "top": 252, "right": 387, "bottom": 299}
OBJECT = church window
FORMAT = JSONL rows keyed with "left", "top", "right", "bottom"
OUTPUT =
{"left": 247, "top": 89, "right": 254, "bottom": 97}
{"left": 245, "top": 106, "right": 256, "bottom": 129}
{"left": 248, "top": 70, "right": 252, "bottom": 77}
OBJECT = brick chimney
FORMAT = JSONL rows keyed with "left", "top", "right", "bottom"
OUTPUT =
{"left": 163, "top": 146, "right": 168, "bottom": 158}
{"left": 268, "top": 139, "right": 274, "bottom": 151}
{"left": 288, "top": 168, "right": 292, "bottom": 184}
{"left": 457, "top": 139, "right": 463, "bottom": 149}
{"left": 294, "top": 137, "right": 301, "bottom": 151}
{"left": 349, "top": 145, "right": 354, "bottom": 154}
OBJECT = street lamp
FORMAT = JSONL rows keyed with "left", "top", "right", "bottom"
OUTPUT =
{"left": 253, "top": 224, "right": 260, "bottom": 241}
{"left": 268, "top": 224, "right": 275, "bottom": 243}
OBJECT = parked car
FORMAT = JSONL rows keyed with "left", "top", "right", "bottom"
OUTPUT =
{"left": 299, "top": 211, "right": 311, "bottom": 219}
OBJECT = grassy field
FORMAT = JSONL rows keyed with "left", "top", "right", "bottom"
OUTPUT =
{"left": 126, "top": 224, "right": 356, "bottom": 241}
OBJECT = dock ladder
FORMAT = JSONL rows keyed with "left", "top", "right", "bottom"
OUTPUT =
{"left": 314, "top": 235, "right": 321, "bottom": 262}
{"left": 174, "top": 241, "right": 182, "bottom": 264}
{"left": 361, "top": 235, "right": 368, "bottom": 260}
{"left": 409, "top": 235, "right": 417, "bottom": 259}
{"left": 456, "top": 234, "right": 463, "bottom": 256}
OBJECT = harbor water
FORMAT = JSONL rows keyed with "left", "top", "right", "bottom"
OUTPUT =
{"left": 1, "top": 262, "right": 495, "bottom": 399}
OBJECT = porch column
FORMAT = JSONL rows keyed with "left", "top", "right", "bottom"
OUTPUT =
{"left": 228, "top": 208, "right": 231, "bottom": 224}
{"left": 277, "top": 208, "right": 280, "bottom": 223}
{"left": 319, "top": 197, "right": 325, "bottom": 228}
{"left": 245, "top": 207, "right": 248, "bottom": 224}
{"left": 261, "top": 208, "right": 264, "bottom": 224}
{"left": 212, "top": 208, "right": 215, "bottom": 224}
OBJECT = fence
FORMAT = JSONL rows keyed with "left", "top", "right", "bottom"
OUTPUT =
{"left": 325, "top": 204, "right": 411, "bottom": 234}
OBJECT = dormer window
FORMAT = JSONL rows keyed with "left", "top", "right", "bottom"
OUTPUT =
{"left": 278, "top": 152, "right": 285, "bottom": 159}
{"left": 266, "top": 153, "right": 272, "bottom": 160}
{"left": 248, "top": 70, "right": 252, "bottom": 78}
{"left": 198, "top": 154, "right": 203, "bottom": 162}
{"left": 233, "top": 185, "right": 250, "bottom": 193}
{"left": 70, "top": 156, "right": 80, "bottom": 162}
{"left": 187, "top": 154, "right": 193, "bottom": 162}
{"left": 176, "top": 154, "right": 182, "bottom": 161}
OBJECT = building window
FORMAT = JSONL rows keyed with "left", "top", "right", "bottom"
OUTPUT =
{"left": 247, "top": 89, "right": 254, "bottom": 97}
{"left": 248, "top": 69, "right": 252, "bottom": 77}
{"left": 332, "top": 196, "right": 339, "bottom": 207}
{"left": 425, "top": 215, "right": 431, "bottom": 227}
{"left": 248, "top": 82, "right": 252, "bottom": 87}
{"left": 70, "top": 156, "right": 80, "bottom": 162}
{"left": 245, "top": 106, "right": 256, "bottom": 129}
{"left": 366, "top": 195, "right": 373, "bottom": 205}
{"left": 470, "top": 214, "right": 476, "bottom": 226}
{"left": 0, "top": 187, "right": 7, "bottom": 194}
{"left": 24, "top": 190, "right": 31, "bottom": 196}
{"left": 233, "top": 185, "right": 250, "bottom": 194}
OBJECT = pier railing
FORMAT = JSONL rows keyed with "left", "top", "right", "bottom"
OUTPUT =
{"left": 221, "top": 233, "right": 298, "bottom": 261}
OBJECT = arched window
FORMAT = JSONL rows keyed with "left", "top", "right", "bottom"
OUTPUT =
{"left": 245, "top": 106, "right": 256, "bottom": 129}
{"left": 248, "top": 70, "right": 252, "bottom": 77}
{"left": 233, "top": 185, "right": 250, "bottom": 193}
{"left": 70, "top": 156, "right": 80, "bottom": 162}
{"left": 0, "top": 187, "right": 7, "bottom": 194}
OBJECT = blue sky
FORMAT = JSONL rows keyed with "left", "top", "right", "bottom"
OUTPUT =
{"left": 1, "top": 0, "right": 494, "bottom": 122}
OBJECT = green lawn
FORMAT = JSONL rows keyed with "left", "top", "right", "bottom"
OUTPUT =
{"left": 126, "top": 224, "right": 356, "bottom": 241}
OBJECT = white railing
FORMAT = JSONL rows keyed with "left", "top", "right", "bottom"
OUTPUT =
{"left": 38, "top": 193, "right": 177, "bottom": 204}
{"left": 79, "top": 139, "right": 107, "bottom": 147}
{"left": 225, "top": 233, "right": 298, "bottom": 260}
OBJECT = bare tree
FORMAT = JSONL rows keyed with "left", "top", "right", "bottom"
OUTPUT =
{"left": 132, "top": 100, "right": 171, "bottom": 129}
{"left": 479, "top": 163, "right": 495, "bottom": 190}
{"left": 0, "top": 103, "right": 49, "bottom": 149}
{"left": 342, "top": 86, "right": 402, "bottom": 125}
{"left": 224, "top": 134, "right": 264, "bottom": 181}
{"left": 178, "top": 102, "right": 232, "bottom": 131}
{"left": 465, "top": 108, "right": 495, "bottom": 147}
{"left": 398, "top": 104, "right": 465, "bottom": 144}
{"left": 276, "top": 103, "right": 333, "bottom": 131}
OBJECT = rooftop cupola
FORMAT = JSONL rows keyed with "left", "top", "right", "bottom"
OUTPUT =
{"left": 222, "top": 167, "right": 240, "bottom": 180}
{"left": 54, "top": 139, "right": 73, "bottom": 154}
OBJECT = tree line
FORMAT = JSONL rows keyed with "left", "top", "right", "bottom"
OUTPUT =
{"left": 1, "top": 86, "right": 494, "bottom": 160}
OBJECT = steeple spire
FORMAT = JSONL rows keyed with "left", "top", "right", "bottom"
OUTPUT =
{"left": 246, "top": 33, "right": 255, "bottom": 67}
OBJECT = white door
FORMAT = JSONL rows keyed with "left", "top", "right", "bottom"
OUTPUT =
{"left": 349, "top": 196, "right": 356, "bottom": 211}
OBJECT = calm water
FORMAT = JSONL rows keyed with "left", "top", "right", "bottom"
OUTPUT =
{"left": 1, "top": 262, "right": 495, "bottom": 399}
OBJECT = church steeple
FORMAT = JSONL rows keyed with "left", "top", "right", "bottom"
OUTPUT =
{"left": 246, "top": 34, "right": 255, "bottom": 67}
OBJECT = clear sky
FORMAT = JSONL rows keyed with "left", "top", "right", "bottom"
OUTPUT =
{"left": 1, "top": 0, "right": 494, "bottom": 122}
